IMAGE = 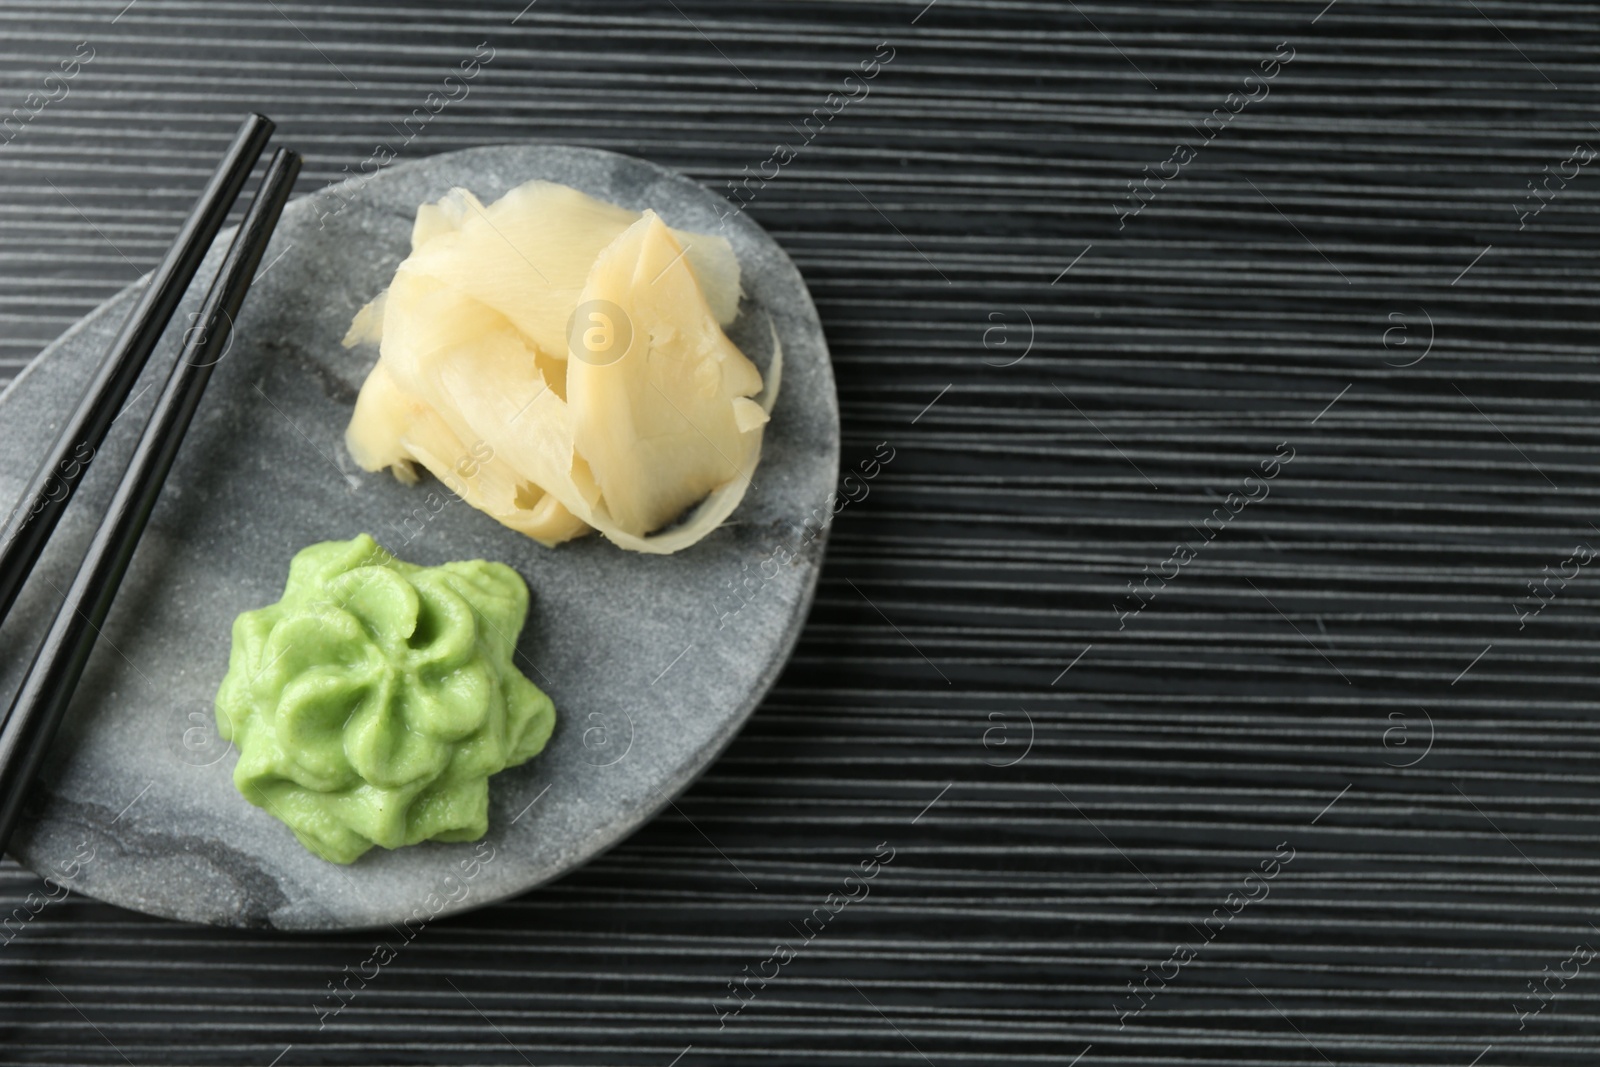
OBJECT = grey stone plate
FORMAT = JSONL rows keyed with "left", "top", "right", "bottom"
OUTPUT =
{"left": 0, "top": 145, "right": 838, "bottom": 930}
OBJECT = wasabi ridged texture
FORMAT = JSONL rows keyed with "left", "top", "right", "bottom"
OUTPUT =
{"left": 214, "top": 534, "right": 555, "bottom": 864}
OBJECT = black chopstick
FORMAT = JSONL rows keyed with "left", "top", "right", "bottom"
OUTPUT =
{"left": 0, "top": 113, "right": 274, "bottom": 629}
{"left": 0, "top": 147, "right": 302, "bottom": 856}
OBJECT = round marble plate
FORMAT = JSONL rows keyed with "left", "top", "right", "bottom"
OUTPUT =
{"left": 0, "top": 145, "right": 838, "bottom": 930}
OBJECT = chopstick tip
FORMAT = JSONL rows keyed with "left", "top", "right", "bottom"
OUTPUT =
{"left": 241, "top": 112, "right": 276, "bottom": 138}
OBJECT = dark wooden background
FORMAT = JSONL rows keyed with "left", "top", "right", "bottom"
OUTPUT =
{"left": 2, "top": 1, "right": 1599, "bottom": 1063}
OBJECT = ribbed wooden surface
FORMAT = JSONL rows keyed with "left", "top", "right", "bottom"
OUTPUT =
{"left": 2, "top": 0, "right": 1599, "bottom": 1063}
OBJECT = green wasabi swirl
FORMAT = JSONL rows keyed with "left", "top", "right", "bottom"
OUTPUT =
{"left": 214, "top": 534, "right": 555, "bottom": 864}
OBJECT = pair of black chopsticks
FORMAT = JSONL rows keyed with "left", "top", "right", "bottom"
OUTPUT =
{"left": 0, "top": 114, "right": 301, "bottom": 854}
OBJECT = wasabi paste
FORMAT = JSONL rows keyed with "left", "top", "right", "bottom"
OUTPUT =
{"left": 214, "top": 534, "right": 554, "bottom": 863}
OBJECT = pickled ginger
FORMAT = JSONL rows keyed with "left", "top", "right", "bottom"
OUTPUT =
{"left": 343, "top": 180, "right": 776, "bottom": 553}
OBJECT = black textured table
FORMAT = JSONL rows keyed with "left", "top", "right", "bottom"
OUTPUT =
{"left": 2, "top": 1, "right": 1599, "bottom": 1064}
